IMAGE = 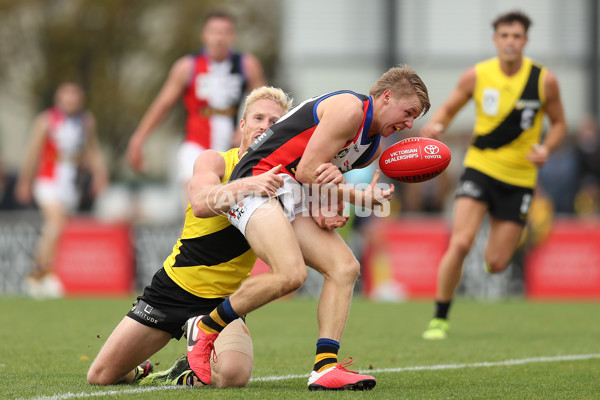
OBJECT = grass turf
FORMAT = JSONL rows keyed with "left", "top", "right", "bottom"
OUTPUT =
{"left": 1, "top": 296, "right": 599, "bottom": 399}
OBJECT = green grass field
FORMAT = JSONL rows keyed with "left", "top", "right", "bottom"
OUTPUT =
{"left": 1, "top": 296, "right": 599, "bottom": 399}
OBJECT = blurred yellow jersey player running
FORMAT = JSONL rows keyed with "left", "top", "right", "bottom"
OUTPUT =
{"left": 419, "top": 10, "right": 566, "bottom": 340}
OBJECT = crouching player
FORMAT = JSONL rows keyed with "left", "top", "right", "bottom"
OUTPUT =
{"left": 87, "top": 87, "right": 295, "bottom": 387}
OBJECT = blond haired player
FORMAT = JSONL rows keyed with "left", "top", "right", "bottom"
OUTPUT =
{"left": 88, "top": 87, "right": 293, "bottom": 387}
{"left": 420, "top": 11, "right": 566, "bottom": 339}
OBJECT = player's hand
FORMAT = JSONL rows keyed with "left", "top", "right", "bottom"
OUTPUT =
{"left": 244, "top": 164, "right": 284, "bottom": 196}
{"left": 126, "top": 135, "right": 145, "bottom": 172}
{"left": 420, "top": 122, "right": 444, "bottom": 140}
{"left": 14, "top": 180, "right": 32, "bottom": 204}
{"left": 526, "top": 144, "right": 549, "bottom": 167}
{"left": 91, "top": 173, "right": 109, "bottom": 197}
{"left": 363, "top": 169, "right": 394, "bottom": 207}
{"left": 311, "top": 203, "right": 349, "bottom": 230}
{"left": 315, "top": 162, "right": 345, "bottom": 185}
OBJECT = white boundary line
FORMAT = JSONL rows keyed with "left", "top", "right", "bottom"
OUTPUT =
{"left": 19, "top": 353, "right": 600, "bottom": 400}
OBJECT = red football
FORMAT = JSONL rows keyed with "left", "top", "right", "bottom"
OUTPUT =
{"left": 378, "top": 137, "right": 451, "bottom": 183}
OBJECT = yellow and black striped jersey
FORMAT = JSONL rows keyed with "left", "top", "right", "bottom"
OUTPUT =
{"left": 164, "top": 148, "right": 257, "bottom": 298}
{"left": 464, "top": 56, "right": 547, "bottom": 188}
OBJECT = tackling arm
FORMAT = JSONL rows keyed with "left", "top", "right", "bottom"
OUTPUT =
{"left": 188, "top": 151, "right": 284, "bottom": 218}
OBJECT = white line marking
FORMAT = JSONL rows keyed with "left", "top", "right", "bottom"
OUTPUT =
{"left": 16, "top": 386, "right": 188, "bottom": 400}
{"left": 21, "top": 353, "right": 600, "bottom": 400}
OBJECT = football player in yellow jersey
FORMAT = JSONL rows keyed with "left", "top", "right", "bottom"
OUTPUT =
{"left": 87, "top": 87, "right": 298, "bottom": 387}
{"left": 419, "top": 11, "right": 566, "bottom": 340}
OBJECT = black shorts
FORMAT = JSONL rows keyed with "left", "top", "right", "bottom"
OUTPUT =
{"left": 456, "top": 168, "right": 534, "bottom": 225}
{"left": 127, "top": 268, "right": 226, "bottom": 339}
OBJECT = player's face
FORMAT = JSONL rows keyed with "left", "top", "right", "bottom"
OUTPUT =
{"left": 379, "top": 93, "right": 422, "bottom": 137}
{"left": 55, "top": 84, "right": 85, "bottom": 115}
{"left": 239, "top": 99, "right": 285, "bottom": 150}
{"left": 493, "top": 22, "right": 528, "bottom": 64}
{"left": 202, "top": 17, "right": 236, "bottom": 61}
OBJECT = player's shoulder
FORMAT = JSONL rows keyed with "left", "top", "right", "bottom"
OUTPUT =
{"left": 171, "top": 54, "right": 195, "bottom": 75}
{"left": 324, "top": 91, "right": 365, "bottom": 109}
{"left": 323, "top": 92, "right": 365, "bottom": 122}
{"left": 194, "top": 149, "right": 227, "bottom": 173}
{"left": 456, "top": 65, "right": 477, "bottom": 92}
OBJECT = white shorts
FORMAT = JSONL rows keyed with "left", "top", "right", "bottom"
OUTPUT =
{"left": 227, "top": 174, "right": 309, "bottom": 236}
{"left": 33, "top": 169, "right": 79, "bottom": 213}
{"left": 177, "top": 141, "right": 206, "bottom": 183}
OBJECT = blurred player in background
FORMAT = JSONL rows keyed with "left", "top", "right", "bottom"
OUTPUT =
{"left": 15, "top": 82, "right": 108, "bottom": 298}
{"left": 185, "top": 65, "right": 430, "bottom": 391}
{"left": 88, "top": 87, "right": 296, "bottom": 388}
{"left": 419, "top": 11, "right": 566, "bottom": 340}
{"left": 126, "top": 10, "right": 265, "bottom": 197}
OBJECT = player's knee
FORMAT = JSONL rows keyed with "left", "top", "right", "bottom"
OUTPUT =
{"left": 213, "top": 366, "right": 252, "bottom": 388}
{"left": 212, "top": 353, "right": 253, "bottom": 388}
{"left": 450, "top": 236, "right": 475, "bottom": 258}
{"left": 282, "top": 267, "right": 307, "bottom": 293}
{"left": 485, "top": 257, "right": 510, "bottom": 273}
{"left": 332, "top": 256, "right": 360, "bottom": 283}
{"left": 87, "top": 365, "right": 110, "bottom": 386}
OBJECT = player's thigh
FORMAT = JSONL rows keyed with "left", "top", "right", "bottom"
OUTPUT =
{"left": 486, "top": 217, "right": 523, "bottom": 263}
{"left": 39, "top": 202, "right": 68, "bottom": 231}
{"left": 90, "top": 316, "right": 170, "bottom": 377}
{"left": 244, "top": 198, "right": 304, "bottom": 273}
{"left": 450, "top": 196, "right": 489, "bottom": 246}
{"left": 292, "top": 213, "right": 357, "bottom": 276}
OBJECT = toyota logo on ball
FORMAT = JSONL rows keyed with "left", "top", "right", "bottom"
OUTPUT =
{"left": 424, "top": 145, "right": 440, "bottom": 155}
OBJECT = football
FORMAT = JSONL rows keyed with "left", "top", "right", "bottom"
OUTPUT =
{"left": 378, "top": 137, "right": 451, "bottom": 183}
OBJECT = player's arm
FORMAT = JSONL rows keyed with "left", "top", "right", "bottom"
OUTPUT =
{"left": 295, "top": 94, "right": 365, "bottom": 184}
{"left": 338, "top": 170, "right": 394, "bottom": 209}
{"left": 188, "top": 151, "right": 284, "bottom": 218}
{"left": 126, "top": 56, "right": 193, "bottom": 171}
{"left": 527, "top": 69, "right": 567, "bottom": 167}
{"left": 420, "top": 67, "right": 476, "bottom": 139}
{"left": 242, "top": 53, "right": 266, "bottom": 90}
{"left": 14, "top": 113, "right": 48, "bottom": 204}
{"left": 82, "top": 112, "right": 109, "bottom": 196}
{"left": 312, "top": 162, "right": 349, "bottom": 230}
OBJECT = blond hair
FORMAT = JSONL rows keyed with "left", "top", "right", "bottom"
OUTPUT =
{"left": 369, "top": 65, "right": 430, "bottom": 117}
{"left": 242, "top": 86, "right": 293, "bottom": 119}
